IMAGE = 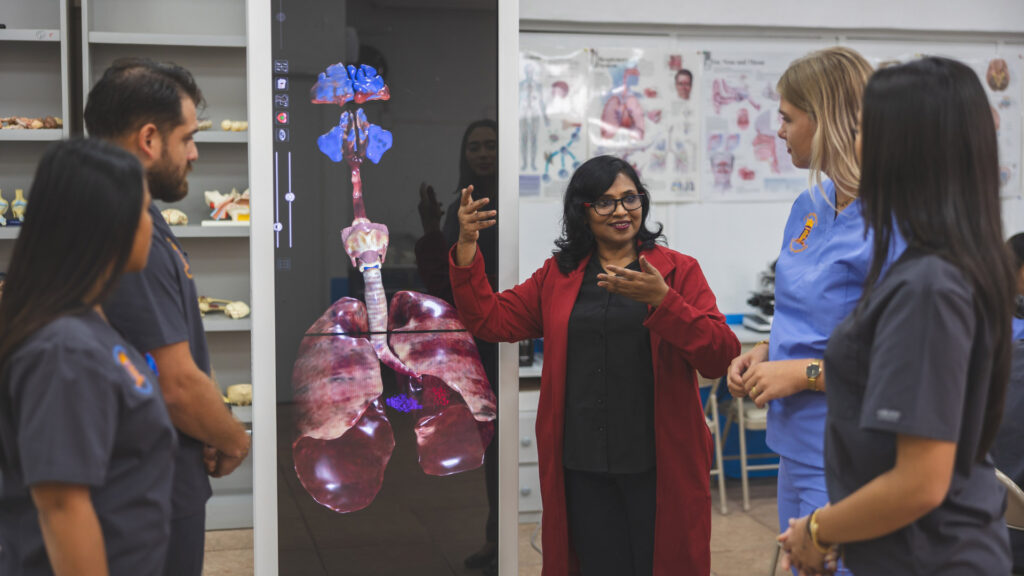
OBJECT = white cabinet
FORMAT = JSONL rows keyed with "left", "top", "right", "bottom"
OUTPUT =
{"left": 519, "top": 389, "right": 542, "bottom": 523}
{"left": 80, "top": 0, "right": 253, "bottom": 530}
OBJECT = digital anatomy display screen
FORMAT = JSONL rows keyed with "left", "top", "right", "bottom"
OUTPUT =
{"left": 270, "top": 0, "right": 499, "bottom": 573}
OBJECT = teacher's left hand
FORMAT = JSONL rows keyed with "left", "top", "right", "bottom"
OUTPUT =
{"left": 598, "top": 255, "right": 670, "bottom": 307}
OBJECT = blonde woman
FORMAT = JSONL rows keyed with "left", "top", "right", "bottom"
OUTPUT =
{"left": 726, "top": 47, "right": 903, "bottom": 574}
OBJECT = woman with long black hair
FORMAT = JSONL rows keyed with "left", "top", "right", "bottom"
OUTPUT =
{"left": 450, "top": 154, "right": 739, "bottom": 575}
{"left": 0, "top": 139, "right": 176, "bottom": 576}
{"left": 781, "top": 57, "right": 1014, "bottom": 574}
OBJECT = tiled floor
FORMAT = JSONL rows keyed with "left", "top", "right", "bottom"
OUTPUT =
{"left": 204, "top": 476, "right": 783, "bottom": 576}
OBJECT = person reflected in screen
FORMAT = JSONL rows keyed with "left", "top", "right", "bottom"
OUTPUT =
{"left": 991, "top": 232, "right": 1024, "bottom": 574}
{"left": 414, "top": 118, "right": 499, "bottom": 575}
{"left": 780, "top": 56, "right": 1014, "bottom": 575}
{"left": 450, "top": 154, "right": 739, "bottom": 575}
{"left": 0, "top": 139, "right": 176, "bottom": 575}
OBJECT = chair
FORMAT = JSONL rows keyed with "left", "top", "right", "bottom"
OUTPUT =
{"left": 721, "top": 395, "right": 779, "bottom": 511}
{"left": 997, "top": 467, "right": 1024, "bottom": 531}
{"left": 699, "top": 376, "right": 728, "bottom": 514}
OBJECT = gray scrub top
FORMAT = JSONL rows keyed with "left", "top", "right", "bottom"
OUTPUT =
{"left": 0, "top": 310, "right": 176, "bottom": 575}
{"left": 104, "top": 203, "right": 212, "bottom": 518}
{"left": 823, "top": 249, "right": 1010, "bottom": 575}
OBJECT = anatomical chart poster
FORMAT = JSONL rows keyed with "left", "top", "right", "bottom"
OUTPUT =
{"left": 518, "top": 49, "right": 589, "bottom": 199}
{"left": 700, "top": 52, "right": 806, "bottom": 201}
{"left": 588, "top": 47, "right": 699, "bottom": 201}
{"left": 968, "top": 53, "right": 1023, "bottom": 197}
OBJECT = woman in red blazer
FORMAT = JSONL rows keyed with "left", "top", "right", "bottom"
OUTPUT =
{"left": 449, "top": 155, "right": 740, "bottom": 575}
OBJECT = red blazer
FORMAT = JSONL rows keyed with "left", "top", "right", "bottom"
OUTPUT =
{"left": 450, "top": 244, "right": 740, "bottom": 576}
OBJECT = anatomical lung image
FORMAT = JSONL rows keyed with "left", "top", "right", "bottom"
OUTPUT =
{"left": 271, "top": 1, "right": 499, "bottom": 572}
{"left": 290, "top": 63, "right": 497, "bottom": 514}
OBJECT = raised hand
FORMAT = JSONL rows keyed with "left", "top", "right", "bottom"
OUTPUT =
{"left": 598, "top": 255, "right": 670, "bottom": 306}
{"left": 455, "top": 185, "right": 496, "bottom": 266}
{"left": 417, "top": 182, "right": 443, "bottom": 234}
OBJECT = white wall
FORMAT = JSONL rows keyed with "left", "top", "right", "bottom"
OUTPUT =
{"left": 515, "top": 24, "right": 1024, "bottom": 315}
{"left": 520, "top": 0, "right": 1024, "bottom": 34}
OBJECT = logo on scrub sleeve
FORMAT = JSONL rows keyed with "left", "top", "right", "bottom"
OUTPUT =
{"left": 789, "top": 212, "right": 818, "bottom": 253}
{"left": 112, "top": 346, "right": 153, "bottom": 395}
{"left": 166, "top": 237, "right": 194, "bottom": 279}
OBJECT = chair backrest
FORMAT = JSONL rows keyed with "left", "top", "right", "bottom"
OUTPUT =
{"left": 996, "top": 468, "right": 1024, "bottom": 531}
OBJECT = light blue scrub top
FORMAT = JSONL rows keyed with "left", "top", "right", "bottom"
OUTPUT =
{"left": 767, "top": 179, "right": 904, "bottom": 467}
{"left": 1013, "top": 316, "right": 1024, "bottom": 341}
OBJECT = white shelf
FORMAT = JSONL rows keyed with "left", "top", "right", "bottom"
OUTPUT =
{"left": 195, "top": 131, "right": 248, "bottom": 144}
{"left": 171, "top": 224, "right": 250, "bottom": 238}
{"left": 0, "top": 228, "right": 21, "bottom": 240}
{"left": 0, "top": 130, "right": 62, "bottom": 141}
{"left": 0, "top": 29, "right": 60, "bottom": 42}
{"left": 89, "top": 31, "right": 246, "bottom": 48}
{"left": 202, "top": 316, "right": 252, "bottom": 333}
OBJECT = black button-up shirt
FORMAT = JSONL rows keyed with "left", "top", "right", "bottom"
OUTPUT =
{"left": 563, "top": 256, "right": 656, "bottom": 473}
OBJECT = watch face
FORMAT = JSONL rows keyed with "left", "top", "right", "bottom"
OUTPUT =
{"left": 807, "top": 363, "right": 821, "bottom": 378}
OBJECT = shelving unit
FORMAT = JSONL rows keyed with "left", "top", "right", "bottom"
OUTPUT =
{"left": 82, "top": 0, "right": 253, "bottom": 530}
{"left": 0, "top": 2, "right": 71, "bottom": 257}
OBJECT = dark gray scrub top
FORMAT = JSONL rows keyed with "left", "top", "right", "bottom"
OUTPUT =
{"left": 991, "top": 339, "right": 1024, "bottom": 569}
{"left": 0, "top": 310, "right": 176, "bottom": 575}
{"left": 823, "top": 249, "right": 1010, "bottom": 575}
{"left": 563, "top": 257, "right": 656, "bottom": 474}
{"left": 104, "top": 203, "right": 213, "bottom": 518}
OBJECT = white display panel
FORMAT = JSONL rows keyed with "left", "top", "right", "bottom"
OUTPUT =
{"left": 248, "top": 0, "right": 519, "bottom": 573}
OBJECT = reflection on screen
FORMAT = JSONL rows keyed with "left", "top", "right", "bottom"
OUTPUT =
{"left": 290, "top": 62, "right": 496, "bottom": 514}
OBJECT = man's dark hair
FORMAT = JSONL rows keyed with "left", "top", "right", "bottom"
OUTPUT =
{"left": 675, "top": 69, "right": 693, "bottom": 82}
{"left": 84, "top": 58, "right": 204, "bottom": 139}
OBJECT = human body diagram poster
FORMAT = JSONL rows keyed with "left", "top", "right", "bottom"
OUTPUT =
{"left": 700, "top": 52, "right": 805, "bottom": 200}
{"left": 518, "top": 50, "right": 589, "bottom": 199}
{"left": 968, "top": 54, "right": 1023, "bottom": 197}
{"left": 587, "top": 48, "right": 701, "bottom": 201}
{"left": 870, "top": 51, "right": 1023, "bottom": 198}
{"left": 517, "top": 46, "right": 701, "bottom": 201}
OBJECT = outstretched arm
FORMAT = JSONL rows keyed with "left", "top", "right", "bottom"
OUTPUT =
{"left": 450, "top": 186, "right": 545, "bottom": 343}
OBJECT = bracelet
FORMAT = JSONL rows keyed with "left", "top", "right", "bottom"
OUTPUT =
{"left": 808, "top": 508, "right": 832, "bottom": 554}
{"left": 756, "top": 338, "right": 769, "bottom": 348}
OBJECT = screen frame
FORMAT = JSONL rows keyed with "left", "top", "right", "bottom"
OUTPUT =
{"left": 246, "top": 1, "right": 520, "bottom": 573}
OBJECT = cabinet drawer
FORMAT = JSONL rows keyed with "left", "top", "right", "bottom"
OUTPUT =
{"left": 518, "top": 464, "right": 543, "bottom": 513}
{"left": 519, "top": 411, "right": 538, "bottom": 464}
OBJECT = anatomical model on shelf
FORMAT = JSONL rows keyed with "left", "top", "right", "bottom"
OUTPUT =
{"left": 291, "top": 62, "right": 497, "bottom": 514}
{"left": 220, "top": 119, "right": 248, "bottom": 132}
{"left": 197, "top": 296, "right": 250, "bottom": 319}
{"left": 161, "top": 208, "right": 189, "bottom": 226}
{"left": 8, "top": 189, "right": 26, "bottom": 225}
{"left": 0, "top": 116, "right": 62, "bottom": 130}
{"left": 205, "top": 188, "right": 250, "bottom": 222}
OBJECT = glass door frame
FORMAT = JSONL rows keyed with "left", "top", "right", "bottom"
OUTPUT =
{"left": 246, "top": 1, "right": 521, "bottom": 573}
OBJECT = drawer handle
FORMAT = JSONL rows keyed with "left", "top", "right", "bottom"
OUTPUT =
{"left": 520, "top": 487, "right": 532, "bottom": 497}
{"left": 520, "top": 437, "right": 532, "bottom": 447}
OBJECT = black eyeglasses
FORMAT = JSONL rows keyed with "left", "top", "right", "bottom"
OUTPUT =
{"left": 583, "top": 193, "right": 645, "bottom": 216}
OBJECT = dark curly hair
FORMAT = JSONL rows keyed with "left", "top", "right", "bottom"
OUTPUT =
{"left": 553, "top": 155, "right": 664, "bottom": 274}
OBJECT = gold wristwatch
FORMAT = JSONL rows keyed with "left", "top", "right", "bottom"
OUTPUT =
{"left": 806, "top": 360, "right": 822, "bottom": 391}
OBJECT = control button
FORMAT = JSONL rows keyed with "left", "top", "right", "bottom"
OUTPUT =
{"left": 273, "top": 59, "right": 289, "bottom": 73}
